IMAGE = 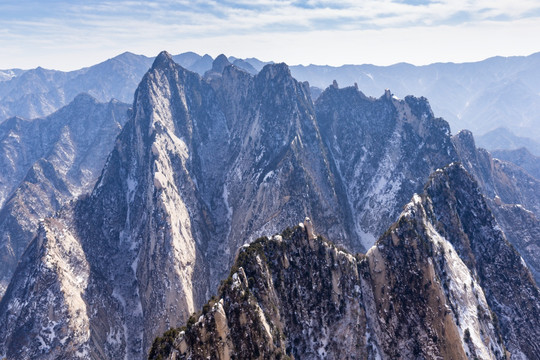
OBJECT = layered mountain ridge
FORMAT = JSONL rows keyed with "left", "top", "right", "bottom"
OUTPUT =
{"left": 0, "top": 53, "right": 151, "bottom": 121}
{"left": 491, "top": 147, "right": 540, "bottom": 180}
{"left": 4, "top": 51, "right": 540, "bottom": 151}
{"left": 0, "top": 52, "right": 539, "bottom": 359}
{"left": 0, "top": 94, "right": 129, "bottom": 296}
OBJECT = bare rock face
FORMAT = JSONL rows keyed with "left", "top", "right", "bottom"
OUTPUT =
{"left": 453, "top": 129, "right": 540, "bottom": 217}
{"left": 0, "top": 219, "right": 94, "bottom": 359}
{"left": 0, "top": 94, "right": 129, "bottom": 297}
{"left": 424, "top": 164, "right": 540, "bottom": 359}
{"left": 150, "top": 227, "right": 382, "bottom": 360}
{"left": 151, "top": 164, "right": 539, "bottom": 360}
{"left": 488, "top": 202, "right": 540, "bottom": 285}
{"left": 0, "top": 93, "right": 127, "bottom": 208}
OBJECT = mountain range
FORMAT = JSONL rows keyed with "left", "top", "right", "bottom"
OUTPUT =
{"left": 0, "top": 51, "right": 539, "bottom": 359}
{"left": 3, "top": 51, "right": 540, "bottom": 151}
{"left": 477, "top": 128, "right": 540, "bottom": 157}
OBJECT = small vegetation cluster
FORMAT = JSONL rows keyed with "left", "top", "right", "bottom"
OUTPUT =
{"left": 148, "top": 328, "right": 180, "bottom": 360}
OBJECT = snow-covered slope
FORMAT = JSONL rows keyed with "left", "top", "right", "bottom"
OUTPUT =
{"left": 315, "top": 86, "right": 457, "bottom": 249}
{"left": 452, "top": 130, "right": 540, "bottom": 285}
{"left": 0, "top": 52, "right": 359, "bottom": 358}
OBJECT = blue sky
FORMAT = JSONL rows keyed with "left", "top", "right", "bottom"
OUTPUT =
{"left": 1, "top": 0, "right": 540, "bottom": 70}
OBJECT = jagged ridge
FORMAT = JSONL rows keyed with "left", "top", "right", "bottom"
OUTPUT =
{"left": 150, "top": 163, "right": 540, "bottom": 360}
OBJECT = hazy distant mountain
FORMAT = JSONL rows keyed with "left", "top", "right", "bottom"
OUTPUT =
{"left": 0, "top": 94, "right": 129, "bottom": 297}
{"left": 3, "top": 51, "right": 540, "bottom": 148}
{"left": 0, "top": 52, "right": 151, "bottom": 121}
{"left": 172, "top": 53, "right": 213, "bottom": 75}
{"left": 231, "top": 59, "right": 258, "bottom": 75}
{"left": 242, "top": 57, "right": 274, "bottom": 71}
{"left": 0, "top": 52, "right": 213, "bottom": 122}
{"left": 492, "top": 147, "right": 540, "bottom": 180}
{"left": 476, "top": 127, "right": 540, "bottom": 156}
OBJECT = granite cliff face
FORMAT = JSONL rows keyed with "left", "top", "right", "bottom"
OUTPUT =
{"left": 424, "top": 164, "right": 540, "bottom": 358}
{"left": 0, "top": 93, "right": 128, "bottom": 208}
{"left": 151, "top": 164, "right": 540, "bottom": 360}
{"left": 453, "top": 130, "right": 540, "bottom": 216}
{"left": 0, "top": 94, "right": 129, "bottom": 297}
{"left": 488, "top": 202, "right": 540, "bottom": 286}
{"left": 1, "top": 52, "right": 540, "bottom": 360}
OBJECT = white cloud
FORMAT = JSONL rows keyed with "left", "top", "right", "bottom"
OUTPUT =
{"left": 0, "top": 0, "right": 539, "bottom": 69}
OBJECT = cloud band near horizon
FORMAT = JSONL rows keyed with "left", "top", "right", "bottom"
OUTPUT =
{"left": 1, "top": 0, "right": 539, "bottom": 70}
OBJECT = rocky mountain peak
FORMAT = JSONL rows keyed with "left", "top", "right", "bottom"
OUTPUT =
{"left": 423, "top": 162, "right": 540, "bottom": 358}
{"left": 70, "top": 92, "right": 99, "bottom": 107}
{"left": 453, "top": 129, "right": 477, "bottom": 151}
{"left": 211, "top": 54, "right": 231, "bottom": 74}
{"left": 151, "top": 50, "right": 175, "bottom": 71}
{"left": 314, "top": 83, "right": 457, "bottom": 250}
{"left": 3, "top": 50, "right": 540, "bottom": 360}
{"left": 253, "top": 62, "right": 311, "bottom": 111}
{"left": 403, "top": 95, "right": 435, "bottom": 120}
{"left": 258, "top": 62, "right": 292, "bottom": 82}
{"left": 0, "top": 95, "right": 129, "bottom": 298}
{"left": 316, "top": 82, "right": 371, "bottom": 105}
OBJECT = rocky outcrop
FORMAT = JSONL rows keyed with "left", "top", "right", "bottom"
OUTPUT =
{"left": 151, "top": 164, "right": 540, "bottom": 360}
{"left": 453, "top": 129, "right": 540, "bottom": 217}
{"left": 0, "top": 218, "right": 94, "bottom": 359}
{"left": 315, "top": 87, "right": 458, "bottom": 250}
{"left": 488, "top": 202, "right": 540, "bottom": 286}
{"left": 424, "top": 164, "right": 540, "bottom": 358}
{"left": 290, "top": 53, "right": 540, "bottom": 146}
